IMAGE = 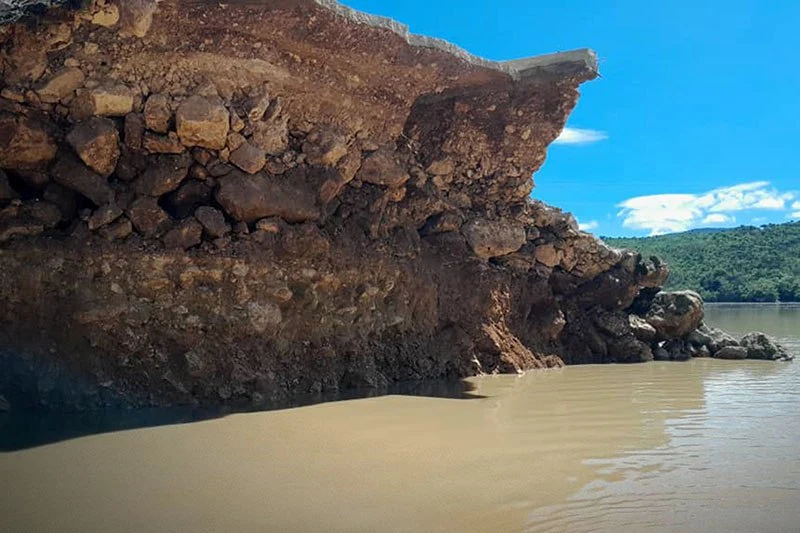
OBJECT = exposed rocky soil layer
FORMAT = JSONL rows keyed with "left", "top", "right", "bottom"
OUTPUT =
{"left": 0, "top": 1, "right": 791, "bottom": 410}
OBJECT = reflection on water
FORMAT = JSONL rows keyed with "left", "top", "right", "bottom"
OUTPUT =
{"left": 526, "top": 303, "right": 800, "bottom": 532}
{"left": 0, "top": 305, "right": 797, "bottom": 533}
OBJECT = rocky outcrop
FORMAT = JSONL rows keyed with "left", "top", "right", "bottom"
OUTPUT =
{"left": 0, "top": 1, "right": 792, "bottom": 410}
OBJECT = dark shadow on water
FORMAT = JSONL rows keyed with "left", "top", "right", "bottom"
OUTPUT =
{"left": 0, "top": 379, "right": 484, "bottom": 452}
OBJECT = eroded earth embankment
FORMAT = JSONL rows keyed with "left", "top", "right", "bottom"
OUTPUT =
{"left": 0, "top": 1, "right": 789, "bottom": 411}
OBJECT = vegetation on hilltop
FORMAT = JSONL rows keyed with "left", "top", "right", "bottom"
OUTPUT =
{"left": 605, "top": 222, "right": 800, "bottom": 302}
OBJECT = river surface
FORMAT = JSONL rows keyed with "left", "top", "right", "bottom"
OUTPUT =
{"left": 1, "top": 304, "right": 798, "bottom": 532}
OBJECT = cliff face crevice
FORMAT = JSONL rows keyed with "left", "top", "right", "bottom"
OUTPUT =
{"left": 0, "top": 1, "right": 676, "bottom": 410}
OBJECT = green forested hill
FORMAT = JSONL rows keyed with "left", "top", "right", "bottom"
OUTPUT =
{"left": 604, "top": 222, "right": 800, "bottom": 302}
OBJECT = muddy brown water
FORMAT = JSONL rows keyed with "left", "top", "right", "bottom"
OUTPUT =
{"left": 1, "top": 304, "right": 798, "bottom": 532}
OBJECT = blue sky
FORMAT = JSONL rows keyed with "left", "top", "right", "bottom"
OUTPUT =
{"left": 342, "top": 0, "right": 800, "bottom": 236}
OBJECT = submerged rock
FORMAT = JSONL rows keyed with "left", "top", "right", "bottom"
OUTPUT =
{"left": 715, "top": 346, "right": 748, "bottom": 360}
{"left": 687, "top": 323, "right": 740, "bottom": 354}
{"left": 740, "top": 332, "right": 793, "bottom": 361}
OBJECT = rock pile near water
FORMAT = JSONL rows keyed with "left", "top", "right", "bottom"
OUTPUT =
{"left": 621, "top": 290, "right": 793, "bottom": 362}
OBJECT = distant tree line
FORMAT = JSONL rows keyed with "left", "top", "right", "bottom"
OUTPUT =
{"left": 605, "top": 222, "right": 800, "bottom": 302}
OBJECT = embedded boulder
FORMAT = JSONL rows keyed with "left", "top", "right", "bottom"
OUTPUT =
{"left": 215, "top": 170, "right": 319, "bottom": 223}
{"left": 35, "top": 67, "right": 85, "bottom": 104}
{"left": 229, "top": 142, "right": 267, "bottom": 174}
{"left": 126, "top": 197, "right": 170, "bottom": 236}
{"left": 133, "top": 154, "right": 191, "bottom": 197}
{"left": 0, "top": 113, "right": 57, "bottom": 170}
{"left": 645, "top": 291, "right": 704, "bottom": 340}
{"left": 144, "top": 94, "right": 172, "bottom": 133}
{"left": 176, "top": 95, "right": 230, "bottom": 150}
{"left": 50, "top": 155, "right": 115, "bottom": 206}
{"left": 194, "top": 206, "right": 230, "bottom": 238}
{"left": 89, "top": 85, "right": 135, "bottom": 117}
{"left": 356, "top": 149, "right": 409, "bottom": 188}
{"left": 163, "top": 219, "right": 203, "bottom": 250}
{"left": 461, "top": 219, "right": 526, "bottom": 259}
{"left": 66, "top": 117, "right": 121, "bottom": 177}
{"left": 87, "top": 203, "right": 123, "bottom": 230}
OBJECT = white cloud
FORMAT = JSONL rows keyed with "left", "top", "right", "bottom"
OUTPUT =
{"left": 792, "top": 201, "right": 800, "bottom": 210}
{"left": 553, "top": 127, "right": 608, "bottom": 145}
{"left": 618, "top": 181, "right": 796, "bottom": 235}
{"left": 702, "top": 213, "right": 735, "bottom": 224}
{"left": 790, "top": 212, "right": 800, "bottom": 220}
{"left": 578, "top": 220, "right": 599, "bottom": 231}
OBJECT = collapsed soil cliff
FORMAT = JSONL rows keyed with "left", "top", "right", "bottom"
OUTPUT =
{"left": 1, "top": 1, "right": 686, "bottom": 410}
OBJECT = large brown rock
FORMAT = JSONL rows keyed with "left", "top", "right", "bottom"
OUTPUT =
{"left": 194, "top": 206, "right": 230, "bottom": 238}
{"left": 215, "top": 171, "right": 319, "bottom": 223}
{"left": 144, "top": 94, "right": 172, "bottom": 133}
{"left": 133, "top": 154, "right": 191, "bottom": 197}
{"left": 89, "top": 85, "right": 134, "bottom": 117}
{"left": 356, "top": 149, "right": 409, "bottom": 187}
{"left": 162, "top": 219, "right": 203, "bottom": 249}
{"left": 126, "top": 197, "right": 170, "bottom": 236}
{"left": 119, "top": 0, "right": 157, "bottom": 37}
{"left": 50, "top": 156, "right": 115, "bottom": 206}
{"left": 533, "top": 244, "right": 562, "bottom": 268}
{"left": 461, "top": 219, "right": 526, "bottom": 259}
{"left": 35, "top": 68, "right": 85, "bottom": 104}
{"left": 249, "top": 118, "right": 289, "bottom": 155}
{"left": 124, "top": 113, "right": 145, "bottom": 150}
{"left": 176, "top": 95, "right": 230, "bottom": 150}
{"left": 87, "top": 203, "right": 123, "bottom": 231}
{"left": 66, "top": 118, "right": 120, "bottom": 177}
{"left": 645, "top": 291, "right": 704, "bottom": 340}
{"left": 229, "top": 142, "right": 266, "bottom": 174}
{"left": 0, "top": 114, "right": 57, "bottom": 170}
{"left": 303, "top": 129, "right": 349, "bottom": 167}
{"left": 143, "top": 132, "right": 185, "bottom": 154}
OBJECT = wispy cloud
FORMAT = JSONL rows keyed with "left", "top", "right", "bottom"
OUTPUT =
{"left": 578, "top": 220, "right": 599, "bottom": 231}
{"left": 702, "top": 213, "right": 735, "bottom": 225}
{"left": 553, "top": 128, "right": 608, "bottom": 145}
{"left": 618, "top": 181, "right": 796, "bottom": 235}
{"left": 790, "top": 201, "right": 800, "bottom": 220}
